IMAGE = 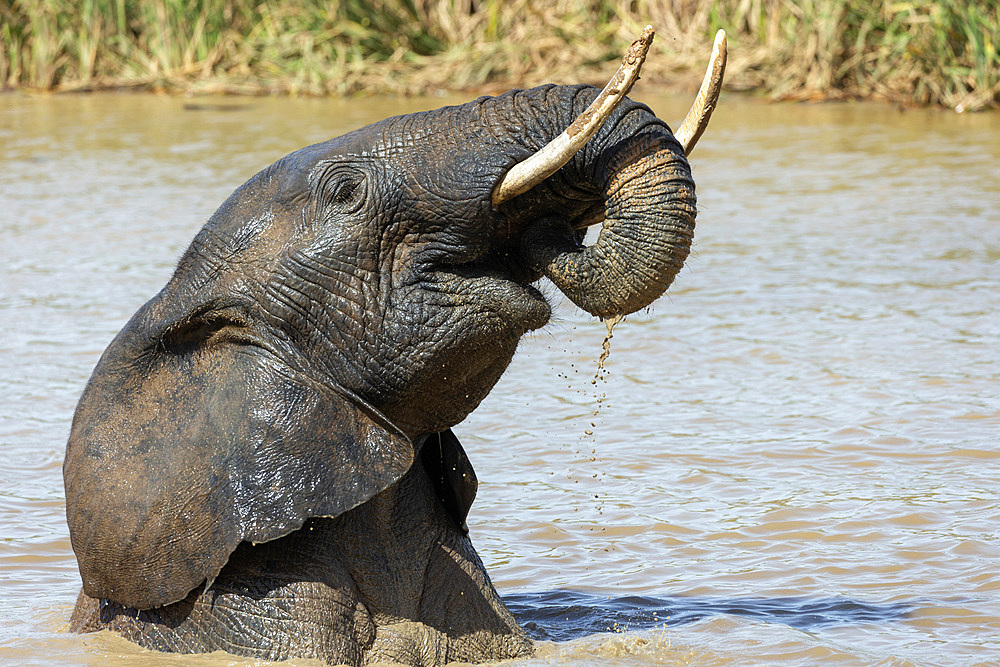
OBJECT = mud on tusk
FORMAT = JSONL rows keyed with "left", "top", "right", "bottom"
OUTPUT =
{"left": 491, "top": 25, "right": 655, "bottom": 208}
{"left": 675, "top": 29, "right": 728, "bottom": 156}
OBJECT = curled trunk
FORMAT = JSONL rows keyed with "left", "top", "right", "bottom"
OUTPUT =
{"left": 520, "top": 126, "right": 695, "bottom": 318}
{"left": 491, "top": 86, "right": 697, "bottom": 319}
{"left": 492, "top": 29, "right": 723, "bottom": 318}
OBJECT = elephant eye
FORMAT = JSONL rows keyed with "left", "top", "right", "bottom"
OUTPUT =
{"left": 160, "top": 318, "right": 228, "bottom": 354}
{"left": 158, "top": 307, "right": 252, "bottom": 355}
{"left": 331, "top": 178, "right": 360, "bottom": 206}
{"left": 314, "top": 162, "right": 367, "bottom": 216}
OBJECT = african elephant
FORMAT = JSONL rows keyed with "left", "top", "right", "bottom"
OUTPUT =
{"left": 64, "top": 30, "right": 725, "bottom": 666}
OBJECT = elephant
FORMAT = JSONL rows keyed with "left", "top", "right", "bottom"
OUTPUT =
{"left": 64, "top": 29, "right": 726, "bottom": 666}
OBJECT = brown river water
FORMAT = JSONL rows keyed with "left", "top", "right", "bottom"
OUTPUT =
{"left": 1, "top": 89, "right": 998, "bottom": 666}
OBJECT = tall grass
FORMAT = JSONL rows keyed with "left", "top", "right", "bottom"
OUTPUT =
{"left": 717, "top": 0, "right": 1000, "bottom": 110}
{"left": 1, "top": 0, "right": 997, "bottom": 109}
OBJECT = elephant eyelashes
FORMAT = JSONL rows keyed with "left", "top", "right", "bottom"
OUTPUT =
{"left": 158, "top": 313, "right": 246, "bottom": 355}
{"left": 331, "top": 179, "right": 360, "bottom": 205}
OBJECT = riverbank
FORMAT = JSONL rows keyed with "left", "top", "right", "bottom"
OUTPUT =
{"left": 2, "top": 0, "right": 997, "bottom": 111}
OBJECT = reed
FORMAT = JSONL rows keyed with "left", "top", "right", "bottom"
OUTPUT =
{"left": 1, "top": 0, "right": 996, "bottom": 110}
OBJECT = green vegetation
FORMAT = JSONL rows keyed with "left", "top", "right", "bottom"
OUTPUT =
{"left": 1, "top": 0, "right": 997, "bottom": 110}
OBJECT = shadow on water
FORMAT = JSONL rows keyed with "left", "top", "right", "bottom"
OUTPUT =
{"left": 504, "top": 590, "right": 916, "bottom": 642}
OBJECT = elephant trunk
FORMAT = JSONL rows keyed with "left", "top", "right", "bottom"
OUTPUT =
{"left": 520, "top": 128, "right": 696, "bottom": 319}
{"left": 493, "top": 29, "right": 724, "bottom": 318}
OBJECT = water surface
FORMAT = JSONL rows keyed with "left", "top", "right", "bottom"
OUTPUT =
{"left": 1, "top": 89, "right": 998, "bottom": 665}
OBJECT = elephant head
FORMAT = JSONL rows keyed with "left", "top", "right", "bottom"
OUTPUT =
{"left": 64, "top": 30, "right": 726, "bottom": 613}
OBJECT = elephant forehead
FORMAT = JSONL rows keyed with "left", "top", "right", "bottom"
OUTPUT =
{"left": 291, "top": 108, "right": 511, "bottom": 187}
{"left": 180, "top": 160, "right": 340, "bottom": 285}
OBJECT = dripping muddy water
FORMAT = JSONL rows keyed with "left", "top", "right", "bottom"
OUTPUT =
{"left": 574, "top": 313, "right": 622, "bottom": 508}
{"left": 2, "top": 92, "right": 1000, "bottom": 665}
{"left": 598, "top": 314, "right": 622, "bottom": 370}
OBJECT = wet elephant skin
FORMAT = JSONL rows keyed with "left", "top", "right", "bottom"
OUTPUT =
{"left": 71, "top": 451, "right": 529, "bottom": 664}
{"left": 63, "top": 83, "right": 696, "bottom": 665}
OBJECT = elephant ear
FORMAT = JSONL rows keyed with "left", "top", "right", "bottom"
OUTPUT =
{"left": 421, "top": 429, "right": 478, "bottom": 532}
{"left": 63, "top": 303, "right": 414, "bottom": 611}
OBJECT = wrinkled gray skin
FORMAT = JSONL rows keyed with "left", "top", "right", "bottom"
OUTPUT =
{"left": 64, "top": 84, "right": 696, "bottom": 665}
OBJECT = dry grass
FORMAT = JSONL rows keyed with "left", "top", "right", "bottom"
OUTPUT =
{"left": 1, "top": 0, "right": 997, "bottom": 110}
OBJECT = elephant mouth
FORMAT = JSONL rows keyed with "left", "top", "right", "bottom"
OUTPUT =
{"left": 444, "top": 259, "right": 538, "bottom": 287}
{"left": 429, "top": 241, "right": 551, "bottom": 332}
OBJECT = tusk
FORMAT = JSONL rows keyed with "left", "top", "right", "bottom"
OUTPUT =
{"left": 491, "top": 25, "right": 655, "bottom": 208}
{"left": 675, "top": 29, "right": 727, "bottom": 156}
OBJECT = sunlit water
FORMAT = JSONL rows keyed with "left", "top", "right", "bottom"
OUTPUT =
{"left": 1, "top": 89, "right": 998, "bottom": 666}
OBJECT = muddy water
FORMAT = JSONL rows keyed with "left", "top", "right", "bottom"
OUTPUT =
{"left": 1, "top": 89, "right": 998, "bottom": 666}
